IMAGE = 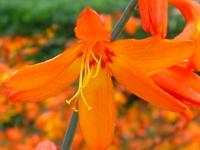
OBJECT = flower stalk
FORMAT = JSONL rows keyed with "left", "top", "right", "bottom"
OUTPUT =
{"left": 61, "top": 110, "right": 78, "bottom": 150}
{"left": 61, "top": 0, "right": 138, "bottom": 149}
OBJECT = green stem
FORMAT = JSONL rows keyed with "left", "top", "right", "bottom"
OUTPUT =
{"left": 61, "top": 0, "right": 138, "bottom": 149}
{"left": 61, "top": 111, "right": 78, "bottom": 150}
{"left": 111, "top": 0, "right": 138, "bottom": 40}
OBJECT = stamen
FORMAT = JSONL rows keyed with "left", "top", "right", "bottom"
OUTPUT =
{"left": 72, "top": 107, "right": 78, "bottom": 112}
{"left": 65, "top": 47, "right": 102, "bottom": 111}
{"left": 65, "top": 49, "right": 86, "bottom": 105}
{"left": 82, "top": 68, "right": 93, "bottom": 88}
{"left": 80, "top": 90, "right": 92, "bottom": 111}
{"left": 66, "top": 89, "right": 80, "bottom": 104}
{"left": 90, "top": 50, "right": 99, "bottom": 63}
{"left": 91, "top": 55, "right": 102, "bottom": 78}
{"left": 84, "top": 51, "right": 90, "bottom": 76}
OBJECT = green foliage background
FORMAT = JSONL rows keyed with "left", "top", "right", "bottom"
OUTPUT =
{"left": 0, "top": 0, "right": 186, "bottom": 36}
{"left": 0, "top": 0, "right": 129, "bottom": 35}
{"left": 0, "top": 0, "right": 190, "bottom": 61}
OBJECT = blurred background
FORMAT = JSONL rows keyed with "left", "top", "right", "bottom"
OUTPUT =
{"left": 0, "top": 0, "right": 200, "bottom": 150}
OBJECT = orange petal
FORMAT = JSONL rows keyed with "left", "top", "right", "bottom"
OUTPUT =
{"left": 5, "top": 42, "right": 83, "bottom": 102}
{"left": 100, "top": 14, "right": 113, "bottom": 32}
{"left": 152, "top": 66, "right": 200, "bottom": 108}
{"left": 78, "top": 68, "right": 116, "bottom": 150}
{"left": 168, "top": 0, "right": 200, "bottom": 21}
{"left": 75, "top": 8, "right": 110, "bottom": 41}
{"left": 177, "top": 22, "right": 200, "bottom": 71}
{"left": 170, "top": 0, "right": 200, "bottom": 71}
{"left": 149, "top": 0, "right": 167, "bottom": 30}
{"left": 110, "top": 36, "right": 194, "bottom": 73}
{"left": 109, "top": 57, "right": 190, "bottom": 114}
{"left": 7, "top": 58, "right": 81, "bottom": 102}
{"left": 167, "top": 66, "right": 200, "bottom": 93}
{"left": 138, "top": 0, "right": 167, "bottom": 37}
{"left": 175, "top": 22, "right": 197, "bottom": 40}
{"left": 138, "top": 0, "right": 150, "bottom": 32}
{"left": 5, "top": 42, "right": 83, "bottom": 90}
{"left": 190, "top": 37, "right": 200, "bottom": 71}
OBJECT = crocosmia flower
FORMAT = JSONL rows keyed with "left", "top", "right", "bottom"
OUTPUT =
{"left": 169, "top": 0, "right": 200, "bottom": 70}
{"left": 5, "top": 8, "right": 195, "bottom": 149}
{"left": 138, "top": 0, "right": 168, "bottom": 37}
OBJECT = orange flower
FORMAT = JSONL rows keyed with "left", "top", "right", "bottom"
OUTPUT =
{"left": 5, "top": 8, "right": 195, "bottom": 149}
{"left": 125, "top": 17, "right": 140, "bottom": 35}
{"left": 169, "top": 0, "right": 200, "bottom": 70}
{"left": 138, "top": 0, "right": 168, "bottom": 37}
{"left": 152, "top": 66, "right": 200, "bottom": 114}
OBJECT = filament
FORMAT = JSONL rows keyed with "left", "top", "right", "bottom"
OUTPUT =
{"left": 90, "top": 50, "right": 99, "bottom": 63}
{"left": 66, "top": 89, "right": 80, "bottom": 104}
{"left": 80, "top": 90, "right": 92, "bottom": 110}
{"left": 91, "top": 55, "right": 102, "bottom": 78}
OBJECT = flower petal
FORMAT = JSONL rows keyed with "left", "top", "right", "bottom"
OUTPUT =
{"left": 170, "top": 0, "right": 200, "bottom": 70}
{"left": 78, "top": 68, "right": 116, "bottom": 150}
{"left": 5, "top": 42, "right": 83, "bottom": 90}
{"left": 109, "top": 57, "right": 190, "bottom": 115}
{"left": 175, "top": 22, "right": 200, "bottom": 70}
{"left": 175, "top": 22, "right": 196, "bottom": 40}
{"left": 138, "top": 0, "right": 167, "bottom": 37}
{"left": 110, "top": 37, "right": 194, "bottom": 73}
{"left": 7, "top": 58, "right": 81, "bottom": 102}
{"left": 168, "top": 0, "right": 200, "bottom": 21}
{"left": 75, "top": 8, "right": 110, "bottom": 41}
{"left": 138, "top": 0, "right": 150, "bottom": 32}
{"left": 149, "top": 0, "right": 167, "bottom": 30}
{"left": 152, "top": 66, "right": 200, "bottom": 108}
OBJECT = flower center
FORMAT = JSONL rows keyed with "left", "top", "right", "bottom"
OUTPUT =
{"left": 65, "top": 42, "right": 113, "bottom": 111}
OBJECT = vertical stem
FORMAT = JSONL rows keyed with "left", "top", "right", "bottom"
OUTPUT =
{"left": 111, "top": 0, "right": 137, "bottom": 40}
{"left": 61, "top": 0, "right": 138, "bottom": 149}
{"left": 61, "top": 111, "right": 78, "bottom": 150}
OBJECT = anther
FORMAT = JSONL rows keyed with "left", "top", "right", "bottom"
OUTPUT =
{"left": 72, "top": 107, "right": 78, "bottom": 112}
{"left": 80, "top": 90, "right": 92, "bottom": 110}
{"left": 88, "top": 106, "right": 92, "bottom": 111}
{"left": 66, "top": 100, "right": 71, "bottom": 105}
{"left": 66, "top": 89, "right": 80, "bottom": 104}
